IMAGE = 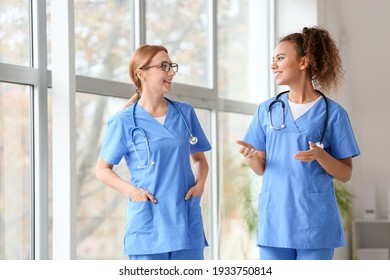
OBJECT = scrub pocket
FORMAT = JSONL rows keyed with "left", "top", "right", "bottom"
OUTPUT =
{"left": 127, "top": 201, "right": 154, "bottom": 234}
{"left": 123, "top": 201, "right": 155, "bottom": 254}
{"left": 187, "top": 196, "right": 208, "bottom": 247}
{"left": 309, "top": 191, "right": 339, "bottom": 229}
{"left": 187, "top": 196, "right": 202, "bottom": 230}
{"left": 258, "top": 191, "right": 269, "bottom": 232}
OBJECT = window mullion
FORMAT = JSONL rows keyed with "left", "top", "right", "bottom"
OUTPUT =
{"left": 51, "top": 0, "right": 77, "bottom": 260}
{"left": 31, "top": 0, "right": 49, "bottom": 260}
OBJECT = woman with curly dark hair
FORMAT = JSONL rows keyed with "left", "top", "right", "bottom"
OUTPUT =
{"left": 237, "top": 26, "right": 360, "bottom": 260}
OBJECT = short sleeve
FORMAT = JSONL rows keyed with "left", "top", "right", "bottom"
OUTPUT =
{"left": 99, "top": 115, "right": 129, "bottom": 165}
{"left": 243, "top": 104, "right": 267, "bottom": 151}
{"left": 328, "top": 109, "right": 360, "bottom": 159}
{"left": 188, "top": 106, "right": 212, "bottom": 154}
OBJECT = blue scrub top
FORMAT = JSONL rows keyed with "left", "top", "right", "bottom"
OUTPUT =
{"left": 99, "top": 99, "right": 211, "bottom": 255}
{"left": 243, "top": 94, "right": 360, "bottom": 249}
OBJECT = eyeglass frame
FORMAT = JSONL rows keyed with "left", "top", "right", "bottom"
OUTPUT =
{"left": 140, "top": 61, "right": 179, "bottom": 73}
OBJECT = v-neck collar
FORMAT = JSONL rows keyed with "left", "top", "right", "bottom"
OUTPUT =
{"left": 135, "top": 99, "right": 171, "bottom": 127}
{"left": 281, "top": 94, "right": 325, "bottom": 134}
{"left": 134, "top": 100, "right": 176, "bottom": 139}
{"left": 288, "top": 95, "right": 322, "bottom": 121}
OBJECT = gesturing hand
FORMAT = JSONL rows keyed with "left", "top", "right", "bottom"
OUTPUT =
{"left": 236, "top": 140, "right": 257, "bottom": 159}
{"left": 294, "top": 141, "right": 322, "bottom": 162}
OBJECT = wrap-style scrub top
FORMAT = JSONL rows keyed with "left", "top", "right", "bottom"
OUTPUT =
{"left": 243, "top": 93, "right": 360, "bottom": 249}
{"left": 100, "top": 99, "right": 211, "bottom": 255}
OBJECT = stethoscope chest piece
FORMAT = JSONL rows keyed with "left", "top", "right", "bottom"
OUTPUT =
{"left": 190, "top": 135, "right": 198, "bottom": 145}
{"left": 315, "top": 142, "right": 324, "bottom": 149}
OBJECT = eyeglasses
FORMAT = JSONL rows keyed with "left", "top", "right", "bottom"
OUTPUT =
{"left": 141, "top": 62, "right": 179, "bottom": 73}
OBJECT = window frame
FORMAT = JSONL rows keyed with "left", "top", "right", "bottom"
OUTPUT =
{"left": 0, "top": 0, "right": 280, "bottom": 260}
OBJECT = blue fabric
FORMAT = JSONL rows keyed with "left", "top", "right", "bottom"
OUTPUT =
{"left": 243, "top": 94, "right": 360, "bottom": 249}
{"left": 100, "top": 99, "right": 211, "bottom": 255}
{"left": 259, "top": 246, "right": 334, "bottom": 260}
{"left": 128, "top": 248, "right": 204, "bottom": 260}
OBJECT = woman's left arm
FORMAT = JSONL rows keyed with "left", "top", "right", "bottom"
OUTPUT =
{"left": 294, "top": 141, "right": 353, "bottom": 183}
{"left": 185, "top": 152, "right": 209, "bottom": 200}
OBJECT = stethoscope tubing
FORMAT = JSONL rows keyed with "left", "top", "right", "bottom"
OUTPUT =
{"left": 268, "top": 90, "right": 329, "bottom": 147}
{"left": 131, "top": 97, "right": 197, "bottom": 168}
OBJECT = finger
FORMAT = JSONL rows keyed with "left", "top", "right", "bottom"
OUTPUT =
{"left": 236, "top": 139, "right": 246, "bottom": 145}
{"left": 296, "top": 151, "right": 312, "bottom": 158}
{"left": 308, "top": 141, "right": 317, "bottom": 148}
{"left": 248, "top": 149, "right": 256, "bottom": 158}
{"left": 294, "top": 152, "right": 314, "bottom": 162}
{"left": 294, "top": 151, "right": 307, "bottom": 159}
{"left": 146, "top": 192, "right": 157, "bottom": 203}
{"left": 294, "top": 154, "right": 308, "bottom": 161}
{"left": 236, "top": 140, "right": 251, "bottom": 148}
{"left": 185, "top": 188, "right": 193, "bottom": 200}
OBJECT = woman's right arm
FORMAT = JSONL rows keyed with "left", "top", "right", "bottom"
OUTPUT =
{"left": 96, "top": 157, "right": 156, "bottom": 202}
{"left": 249, "top": 150, "right": 266, "bottom": 175}
{"left": 236, "top": 140, "right": 266, "bottom": 175}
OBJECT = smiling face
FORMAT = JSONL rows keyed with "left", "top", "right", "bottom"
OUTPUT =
{"left": 138, "top": 50, "right": 176, "bottom": 95}
{"left": 271, "top": 41, "right": 307, "bottom": 87}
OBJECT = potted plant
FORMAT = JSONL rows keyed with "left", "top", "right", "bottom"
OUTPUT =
{"left": 333, "top": 179, "right": 354, "bottom": 259}
{"left": 334, "top": 179, "right": 353, "bottom": 231}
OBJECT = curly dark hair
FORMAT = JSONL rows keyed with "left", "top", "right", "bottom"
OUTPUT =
{"left": 279, "top": 26, "right": 344, "bottom": 93}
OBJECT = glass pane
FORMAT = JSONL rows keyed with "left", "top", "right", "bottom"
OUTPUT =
{"left": 76, "top": 94, "right": 127, "bottom": 259}
{"left": 194, "top": 108, "right": 212, "bottom": 260}
{"left": 47, "top": 90, "right": 53, "bottom": 259}
{"left": 217, "top": 0, "right": 269, "bottom": 103}
{"left": 46, "top": 1, "right": 52, "bottom": 69}
{"left": 0, "top": 83, "right": 32, "bottom": 259}
{"left": 146, "top": 0, "right": 210, "bottom": 88}
{"left": 218, "top": 112, "right": 261, "bottom": 260}
{"left": 74, "top": 1, "right": 133, "bottom": 82}
{"left": 0, "top": 0, "right": 30, "bottom": 66}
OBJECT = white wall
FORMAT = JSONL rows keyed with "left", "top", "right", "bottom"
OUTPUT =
{"left": 318, "top": 0, "right": 390, "bottom": 220}
{"left": 276, "top": 0, "right": 318, "bottom": 37}
{"left": 275, "top": 0, "right": 318, "bottom": 94}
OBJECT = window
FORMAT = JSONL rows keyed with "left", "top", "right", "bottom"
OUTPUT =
{"left": 194, "top": 108, "right": 212, "bottom": 259}
{"left": 76, "top": 94, "right": 128, "bottom": 259}
{"left": 0, "top": 83, "right": 32, "bottom": 259}
{"left": 146, "top": 0, "right": 211, "bottom": 88}
{"left": 218, "top": 111, "right": 261, "bottom": 260}
{"left": 74, "top": 0, "right": 134, "bottom": 82}
{"left": 217, "top": 0, "right": 269, "bottom": 104}
{"left": 0, "top": 0, "right": 30, "bottom": 66}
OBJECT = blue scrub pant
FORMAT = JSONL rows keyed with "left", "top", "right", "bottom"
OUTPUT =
{"left": 128, "top": 249, "right": 204, "bottom": 260}
{"left": 259, "top": 246, "right": 334, "bottom": 260}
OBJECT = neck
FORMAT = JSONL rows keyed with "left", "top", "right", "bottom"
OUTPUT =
{"left": 137, "top": 94, "right": 167, "bottom": 117}
{"left": 287, "top": 83, "right": 319, "bottom": 104}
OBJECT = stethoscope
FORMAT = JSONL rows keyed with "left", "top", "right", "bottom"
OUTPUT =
{"left": 130, "top": 97, "right": 198, "bottom": 169}
{"left": 268, "top": 90, "right": 329, "bottom": 149}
